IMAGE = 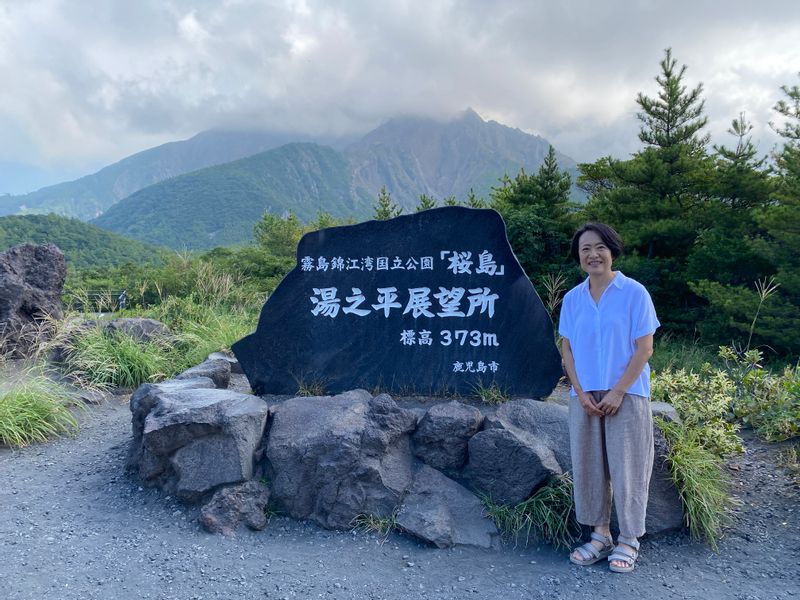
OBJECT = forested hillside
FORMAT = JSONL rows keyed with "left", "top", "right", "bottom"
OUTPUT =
{"left": 0, "top": 214, "right": 164, "bottom": 268}
{"left": 92, "top": 143, "right": 370, "bottom": 250}
{"left": 0, "top": 129, "right": 336, "bottom": 220}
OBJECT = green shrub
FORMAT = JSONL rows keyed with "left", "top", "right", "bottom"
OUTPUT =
{"left": 651, "top": 366, "right": 743, "bottom": 456}
{"left": 657, "top": 418, "right": 733, "bottom": 551}
{"left": 482, "top": 474, "right": 580, "bottom": 549}
{"left": 0, "top": 373, "right": 79, "bottom": 447}
{"left": 736, "top": 366, "right": 800, "bottom": 441}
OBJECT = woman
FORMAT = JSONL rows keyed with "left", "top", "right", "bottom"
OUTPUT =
{"left": 558, "top": 222, "right": 659, "bottom": 573}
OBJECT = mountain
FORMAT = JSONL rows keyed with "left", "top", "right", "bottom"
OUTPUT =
{"left": 344, "top": 108, "right": 580, "bottom": 210}
{"left": 0, "top": 214, "right": 164, "bottom": 269}
{"left": 93, "top": 143, "right": 370, "bottom": 250}
{"left": 0, "top": 129, "right": 348, "bottom": 220}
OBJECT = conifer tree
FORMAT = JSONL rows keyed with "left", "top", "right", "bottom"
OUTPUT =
{"left": 373, "top": 186, "right": 402, "bottom": 220}
{"left": 415, "top": 194, "right": 437, "bottom": 212}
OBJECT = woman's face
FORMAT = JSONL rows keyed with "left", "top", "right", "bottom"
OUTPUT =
{"left": 578, "top": 230, "right": 614, "bottom": 277}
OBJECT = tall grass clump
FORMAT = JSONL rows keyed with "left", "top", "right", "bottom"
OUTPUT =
{"left": 482, "top": 474, "right": 580, "bottom": 549}
{"left": 0, "top": 372, "right": 79, "bottom": 447}
{"left": 656, "top": 418, "right": 733, "bottom": 551}
{"left": 62, "top": 327, "right": 169, "bottom": 389}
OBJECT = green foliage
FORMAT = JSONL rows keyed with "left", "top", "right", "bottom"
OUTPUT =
{"left": 482, "top": 474, "right": 580, "bottom": 549}
{"left": 0, "top": 214, "right": 165, "bottom": 268}
{"left": 350, "top": 512, "right": 397, "bottom": 541}
{"left": 93, "top": 143, "right": 369, "bottom": 250}
{"left": 253, "top": 212, "right": 303, "bottom": 258}
{"left": 373, "top": 186, "right": 403, "bottom": 220}
{"left": 61, "top": 327, "right": 170, "bottom": 389}
{"left": 415, "top": 194, "right": 437, "bottom": 212}
{"left": 652, "top": 366, "right": 743, "bottom": 456}
{"left": 471, "top": 381, "right": 509, "bottom": 404}
{"left": 650, "top": 335, "right": 721, "bottom": 375}
{"left": 491, "top": 147, "right": 576, "bottom": 282}
{"left": 720, "top": 346, "right": 800, "bottom": 442}
{"left": 0, "top": 369, "right": 79, "bottom": 447}
{"left": 657, "top": 417, "right": 733, "bottom": 551}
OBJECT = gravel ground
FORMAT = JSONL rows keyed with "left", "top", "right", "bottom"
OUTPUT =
{"left": 1, "top": 386, "right": 798, "bottom": 600}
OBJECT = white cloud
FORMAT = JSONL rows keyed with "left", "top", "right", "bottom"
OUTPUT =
{"left": 0, "top": 0, "right": 798, "bottom": 171}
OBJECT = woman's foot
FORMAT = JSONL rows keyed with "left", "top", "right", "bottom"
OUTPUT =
{"left": 608, "top": 535, "right": 640, "bottom": 573}
{"left": 569, "top": 528, "right": 613, "bottom": 565}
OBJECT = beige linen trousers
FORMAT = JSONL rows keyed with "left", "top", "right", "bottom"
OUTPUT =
{"left": 568, "top": 390, "right": 654, "bottom": 538}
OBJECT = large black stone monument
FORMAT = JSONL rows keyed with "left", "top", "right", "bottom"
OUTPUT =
{"left": 233, "top": 207, "right": 562, "bottom": 397}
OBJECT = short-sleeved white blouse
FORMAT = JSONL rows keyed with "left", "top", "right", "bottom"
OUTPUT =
{"left": 558, "top": 271, "right": 660, "bottom": 398}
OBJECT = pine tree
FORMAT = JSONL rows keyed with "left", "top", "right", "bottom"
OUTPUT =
{"left": 415, "top": 194, "right": 437, "bottom": 212}
{"left": 373, "top": 186, "right": 402, "bottom": 220}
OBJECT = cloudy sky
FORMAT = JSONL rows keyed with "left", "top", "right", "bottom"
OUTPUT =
{"left": 1, "top": 0, "right": 799, "bottom": 191}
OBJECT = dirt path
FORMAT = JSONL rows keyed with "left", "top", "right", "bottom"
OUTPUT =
{"left": 1, "top": 392, "right": 797, "bottom": 600}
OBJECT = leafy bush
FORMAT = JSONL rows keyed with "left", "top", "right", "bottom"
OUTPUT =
{"left": 652, "top": 366, "right": 743, "bottom": 456}
{"left": 719, "top": 346, "right": 800, "bottom": 442}
{"left": 0, "top": 371, "right": 79, "bottom": 447}
{"left": 482, "top": 474, "right": 580, "bottom": 549}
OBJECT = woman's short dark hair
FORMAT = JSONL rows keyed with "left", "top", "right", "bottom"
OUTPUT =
{"left": 570, "top": 222, "right": 624, "bottom": 263}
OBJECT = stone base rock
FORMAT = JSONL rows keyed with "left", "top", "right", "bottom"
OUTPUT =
{"left": 129, "top": 383, "right": 269, "bottom": 501}
{"left": 396, "top": 464, "right": 498, "bottom": 549}
{"left": 176, "top": 358, "right": 231, "bottom": 389}
{"left": 200, "top": 481, "right": 271, "bottom": 536}
{"left": 412, "top": 401, "right": 483, "bottom": 473}
{"left": 266, "top": 390, "right": 417, "bottom": 529}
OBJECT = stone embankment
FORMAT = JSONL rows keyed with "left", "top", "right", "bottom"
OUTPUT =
{"left": 127, "top": 355, "right": 684, "bottom": 548}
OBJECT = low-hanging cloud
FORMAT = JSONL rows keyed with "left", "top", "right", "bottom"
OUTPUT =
{"left": 1, "top": 0, "right": 798, "bottom": 172}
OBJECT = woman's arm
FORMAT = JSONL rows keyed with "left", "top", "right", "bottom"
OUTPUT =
{"left": 595, "top": 333, "right": 654, "bottom": 416}
{"left": 561, "top": 337, "right": 603, "bottom": 417}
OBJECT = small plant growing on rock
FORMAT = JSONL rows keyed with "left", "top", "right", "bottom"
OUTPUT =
{"left": 350, "top": 511, "right": 397, "bottom": 543}
{"left": 482, "top": 473, "right": 579, "bottom": 549}
{"left": 471, "top": 381, "right": 509, "bottom": 404}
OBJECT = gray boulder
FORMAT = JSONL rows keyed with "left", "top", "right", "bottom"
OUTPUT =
{"left": 105, "top": 317, "right": 170, "bottom": 343}
{"left": 644, "top": 424, "right": 684, "bottom": 533}
{"left": 199, "top": 480, "right": 272, "bottom": 536}
{"left": 176, "top": 358, "right": 231, "bottom": 389}
{"left": 465, "top": 426, "right": 562, "bottom": 504}
{"left": 266, "top": 390, "right": 417, "bottom": 529}
{"left": 0, "top": 243, "right": 66, "bottom": 356}
{"left": 412, "top": 401, "right": 483, "bottom": 472}
{"left": 208, "top": 351, "right": 244, "bottom": 375}
{"left": 652, "top": 401, "right": 681, "bottom": 423}
{"left": 486, "top": 399, "right": 571, "bottom": 470}
{"left": 135, "top": 387, "right": 269, "bottom": 500}
{"left": 396, "top": 464, "right": 498, "bottom": 549}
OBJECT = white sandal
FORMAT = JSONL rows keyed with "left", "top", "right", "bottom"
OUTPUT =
{"left": 569, "top": 531, "right": 614, "bottom": 566}
{"left": 608, "top": 535, "right": 640, "bottom": 573}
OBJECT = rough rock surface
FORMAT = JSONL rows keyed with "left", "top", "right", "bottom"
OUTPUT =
{"left": 176, "top": 358, "right": 231, "bottom": 389}
{"left": 486, "top": 399, "right": 571, "bottom": 471}
{"left": 133, "top": 387, "right": 269, "bottom": 500}
{"left": 466, "top": 426, "right": 562, "bottom": 505}
{"left": 199, "top": 480, "right": 271, "bottom": 536}
{"left": 412, "top": 400, "right": 483, "bottom": 472}
{"left": 266, "top": 390, "right": 417, "bottom": 529}
{"left": 0, "top": 243, "right": 66, "bottom": 355}
{"left": 396, "top": 464, "right": 499, "bottom": 549}
{"left": 105, "top": 317, "right": 171, "bottom": 343}
{"left": 208, "top": 351, "right": 244, "bottom": 374}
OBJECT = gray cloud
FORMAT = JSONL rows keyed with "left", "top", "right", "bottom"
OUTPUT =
{"left": 1, "top": 0, "right": 798, "bottom": 173}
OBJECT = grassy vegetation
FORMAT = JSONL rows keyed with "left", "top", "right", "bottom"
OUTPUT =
{"left": 657, "top": 419, "right": 734, "bottom": 551}
{"left": 350, "top": 512, "right": 398, "bottom": 542}
{"left": 0, "top": 368, "right": 79, "bottom": 447}
{"left": 471, "top": 381, "right": 510, "bottom": 404}
{"left": 482, "top": 474, "right": 580, "bottom": 549}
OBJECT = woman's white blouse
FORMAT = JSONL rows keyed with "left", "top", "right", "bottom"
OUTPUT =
{"left": 558, "top": 271, "right": 660, "bottom": 398}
